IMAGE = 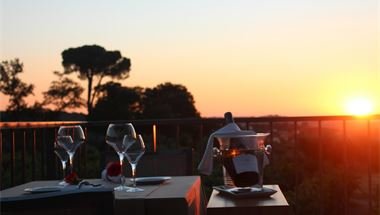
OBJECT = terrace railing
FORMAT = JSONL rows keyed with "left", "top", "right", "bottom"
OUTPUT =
{"left": 1, "top": 115, "right": 380, "bottom": 215}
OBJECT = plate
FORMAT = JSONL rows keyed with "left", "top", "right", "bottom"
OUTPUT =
{"left": 24, "top": 186, "right": 63, "bottom": 193}
{"left": 213, "top": 185, "right": 277, "bottom": 199}
{"left": 214, "top": 132, "right": 270, "bottom": 138}
{"left": 132, "top": 176, "right": 172, "bottom": 185}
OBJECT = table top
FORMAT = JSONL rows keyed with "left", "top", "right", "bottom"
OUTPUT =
{"left": 207, "top": 184, "right": 289, "bottom": 215}
{"left": 1, "top": 176, "right": 204, "bottom": 215}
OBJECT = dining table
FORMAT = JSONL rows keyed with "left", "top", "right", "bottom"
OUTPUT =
{"left": 0, "top": 175, "right": 206, "bottom": 215}
{"left": 207, "top": 184, "right": 290, "bottom": 215}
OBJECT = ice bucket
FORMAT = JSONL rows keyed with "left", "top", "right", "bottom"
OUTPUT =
{"left": 214, "top": 132, "right": 271, "bottom": 190}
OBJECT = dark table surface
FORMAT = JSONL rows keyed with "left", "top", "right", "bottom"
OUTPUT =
{"left": 1, "top": 176, "right": 205, "bottom": 215}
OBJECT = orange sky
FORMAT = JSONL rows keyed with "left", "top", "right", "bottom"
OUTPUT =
{"left": 1, "top": 0, "right": 379, "bottom": 117}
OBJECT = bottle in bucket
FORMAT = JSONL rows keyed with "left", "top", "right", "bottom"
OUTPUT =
{"left": 215, "top": 112, "right": 271, "bottom": 190}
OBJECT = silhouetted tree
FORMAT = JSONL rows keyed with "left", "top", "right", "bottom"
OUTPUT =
{"left": 91, "top": 82, "right": 142, "bottom": 120}
{"left": 142, "top": 82, "right": 200, "bottom": 119}
{"left": 61, "top": 44, "right": 131, "bottom": 115}
{"left": 43, "top": 71, "right": 85, "bottom": 111}
{"left": 0, "top": 59, "right": 34, "bottom": 111}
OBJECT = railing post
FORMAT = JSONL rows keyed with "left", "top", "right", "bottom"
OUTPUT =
{"left": 152, "top": 124, "right": 157, "bottom": 153}
{"left": 22, "top": 130, "right": 26, "bottom": 183}
{"left": 83, "top": 126, "right": 88, "bottom": 177}
{"left": 0, "top": 130, "right": 3, "bottom": 190}
{"left": 318, "top": 120, "right": 324, "bottom": 215}
{"left": 367, "top": 119, "right": 372, "bottom": 212}
{"left": 11, "top": 130, "right": 15, "bottom": 186}
{"left": 32, "top": 129, "right": 36, "bottom": 180}
{"left": 41, "top": 128, "right": 45, "bottom": 179}
{"left": 198, "top": 123, "right": 203, "bottom": 151}
{"left": 294, "top": 120, "right": 298, "bottom": 215}
{"left": 269, "top": 121, "right": 274, "bottom": 165}
{"left": 45, "top": 128, "right": 55, "bottom": 180}
{"left": 343, "top": 120, "right": 348, "bottom": 215}
{"left": 176, "top": 124, "right": 180, "bottom": 148}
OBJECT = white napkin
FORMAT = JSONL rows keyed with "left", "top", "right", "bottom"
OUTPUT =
{"left": 101, "top": 169, "right": 121, "bottom": 183}
{"left": 198, "top": 122, "right": 258, "bottom": 175}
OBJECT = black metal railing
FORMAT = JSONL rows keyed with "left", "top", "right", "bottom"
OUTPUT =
{"left": 1, "top": 115, "right": 380, "bottom": 215}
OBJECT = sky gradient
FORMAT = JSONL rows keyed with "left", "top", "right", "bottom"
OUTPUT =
{"left": 1, "top": 0, "right": 379, "bottom": 117}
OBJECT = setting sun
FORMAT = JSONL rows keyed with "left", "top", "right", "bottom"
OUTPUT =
{"left": 345, "top": 97, "right": 374, "bottom": 116}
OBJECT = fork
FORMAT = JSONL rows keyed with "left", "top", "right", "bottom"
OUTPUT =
{"left": 77, "top": 181, "right": 102, "bottom": 189}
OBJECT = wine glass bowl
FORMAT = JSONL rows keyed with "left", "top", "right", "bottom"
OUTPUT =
{"left": 105, "top": 123, "right": 137, "bottom": 191}
{"left": 124, "top": 134, "right": 146, "bottom": 192}
{"left": 56, "top": 125, "right": 85, "bottom": 174}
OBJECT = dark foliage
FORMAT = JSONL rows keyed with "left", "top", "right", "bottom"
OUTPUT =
{"left": 0, "top": 59, "right": 34, "bottom": 111}
{"left": 43, "top": 71, "right": 85, "bottom": 111}
{"left": 142, "top": 82, "right": 200, "bottom": 119}
{"left": 90, "top": 82, "right": 143, "bottom": 120}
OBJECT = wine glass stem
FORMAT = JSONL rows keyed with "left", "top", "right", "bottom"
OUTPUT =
{"left": 68, "top": 153, "right": 74, "bottom": 173}
{"left": 131, "top": 163, "right": 137, "bottom": 187}
{"left": 119, "top": 155, "right": 124, "bottom": 187}
{"left": 61, "top": 161, "right": 66, "bottom": 179}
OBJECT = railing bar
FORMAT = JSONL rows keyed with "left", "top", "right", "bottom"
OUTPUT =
{"left": 77, "top": 127, "right": 82, "bottom": 174}
{"left": 367, "top": 119, "right": 372, "bottom": 212}
{"left": 83, "top": 126, "right": 88, "bottom": 177}
{"left": 2, "top": 115, "right": 379, "bottom": 129}
{"left": 269, "top": 121, "right": 274, "bottom": 145}
{"left": 22, "top": 130, "right": 26, "bottom": 183}
{"left": 32, "top": 129, "right": 36, "bottom": 180}
{"left": 377, "top": 184, "right": 380, "bottom": 215}
{"left": 377, "top": 119, "right": 380, "bottom": 215}
{"left": 318, "top": 120, "right": 324, "bottom": 215}
{"left": 343, "top": 120, "right": 348, "bottom": 215}
{"left": 0, "top": 130, "right": 2, "bottom": 190}
{"left": 294, "top": 120, "right": 298, "bottom": 215}
{"left": 269, "top": 121, "right": 274, "bottom": 165}
{"left": 45, "top": 128, "right": 54, "bottom": 179}
{"left": 176, "top": 125, "right": 180, "bottom": 148}
{"left": 11, "top": 130, "right": 15, "bottom": 186}
{"left": 41, "top": 128, "right": 45, "bottom": 179}
{"left": 198, "top": 123, "right": 204, "bottom": 163}
{"left": 54, "top": 127, "right": 58, "bottom": 178}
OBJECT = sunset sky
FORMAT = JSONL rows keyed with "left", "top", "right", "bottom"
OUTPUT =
{"left": 1, "top": 0, "right": 379, "bottom": 117}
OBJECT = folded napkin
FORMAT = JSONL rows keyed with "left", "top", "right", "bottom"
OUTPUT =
{"left": 198, "top": 122, "right": 257, "bottom": 175}
{"left": 101, "top": 169, "right": 121, "bottom": 183}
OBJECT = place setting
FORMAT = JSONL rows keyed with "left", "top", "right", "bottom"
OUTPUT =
{"left": 103, "top": 123, "right": 172, "bottom": 192}
{"left": 24, "top": 125, "right": 105, "bottom": 195}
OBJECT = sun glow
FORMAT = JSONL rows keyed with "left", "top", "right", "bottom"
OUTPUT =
{"left": 345, "top": 97, "right": 374, "bottom": 116}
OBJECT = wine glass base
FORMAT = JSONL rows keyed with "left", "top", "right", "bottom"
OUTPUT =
{"left": 124, "top": 186, "right": 144, "bottom": 192}
{"left": 58, "top": 180, "right": 69, "bottom": 186}
{"left": 114, "top": 185, "right": 132, "bottom": 191}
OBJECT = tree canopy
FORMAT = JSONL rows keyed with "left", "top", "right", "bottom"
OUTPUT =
{"left": 61, "top": 44, "right": 131, "bottom": 115}
{"left": 0, "top": 59, "right": 34, "bottom": 111}
{"left": 91, "top": 82, "right": 142, "bottom": 120}
{"left": 142, "top": 82, "right": 200, "bottom": 119}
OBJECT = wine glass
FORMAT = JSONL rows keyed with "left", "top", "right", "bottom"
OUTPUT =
{"left": 124, "top": 134, "right": 146, "bottom": 192}
{"left": 56, "top": 125, "right": 85, "bottom": 173}
{"left": 105, "top": 123, "right": 137, "bottom": 191}
{"left": 54, "top": 142, "right": 69, "bottom": 186}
